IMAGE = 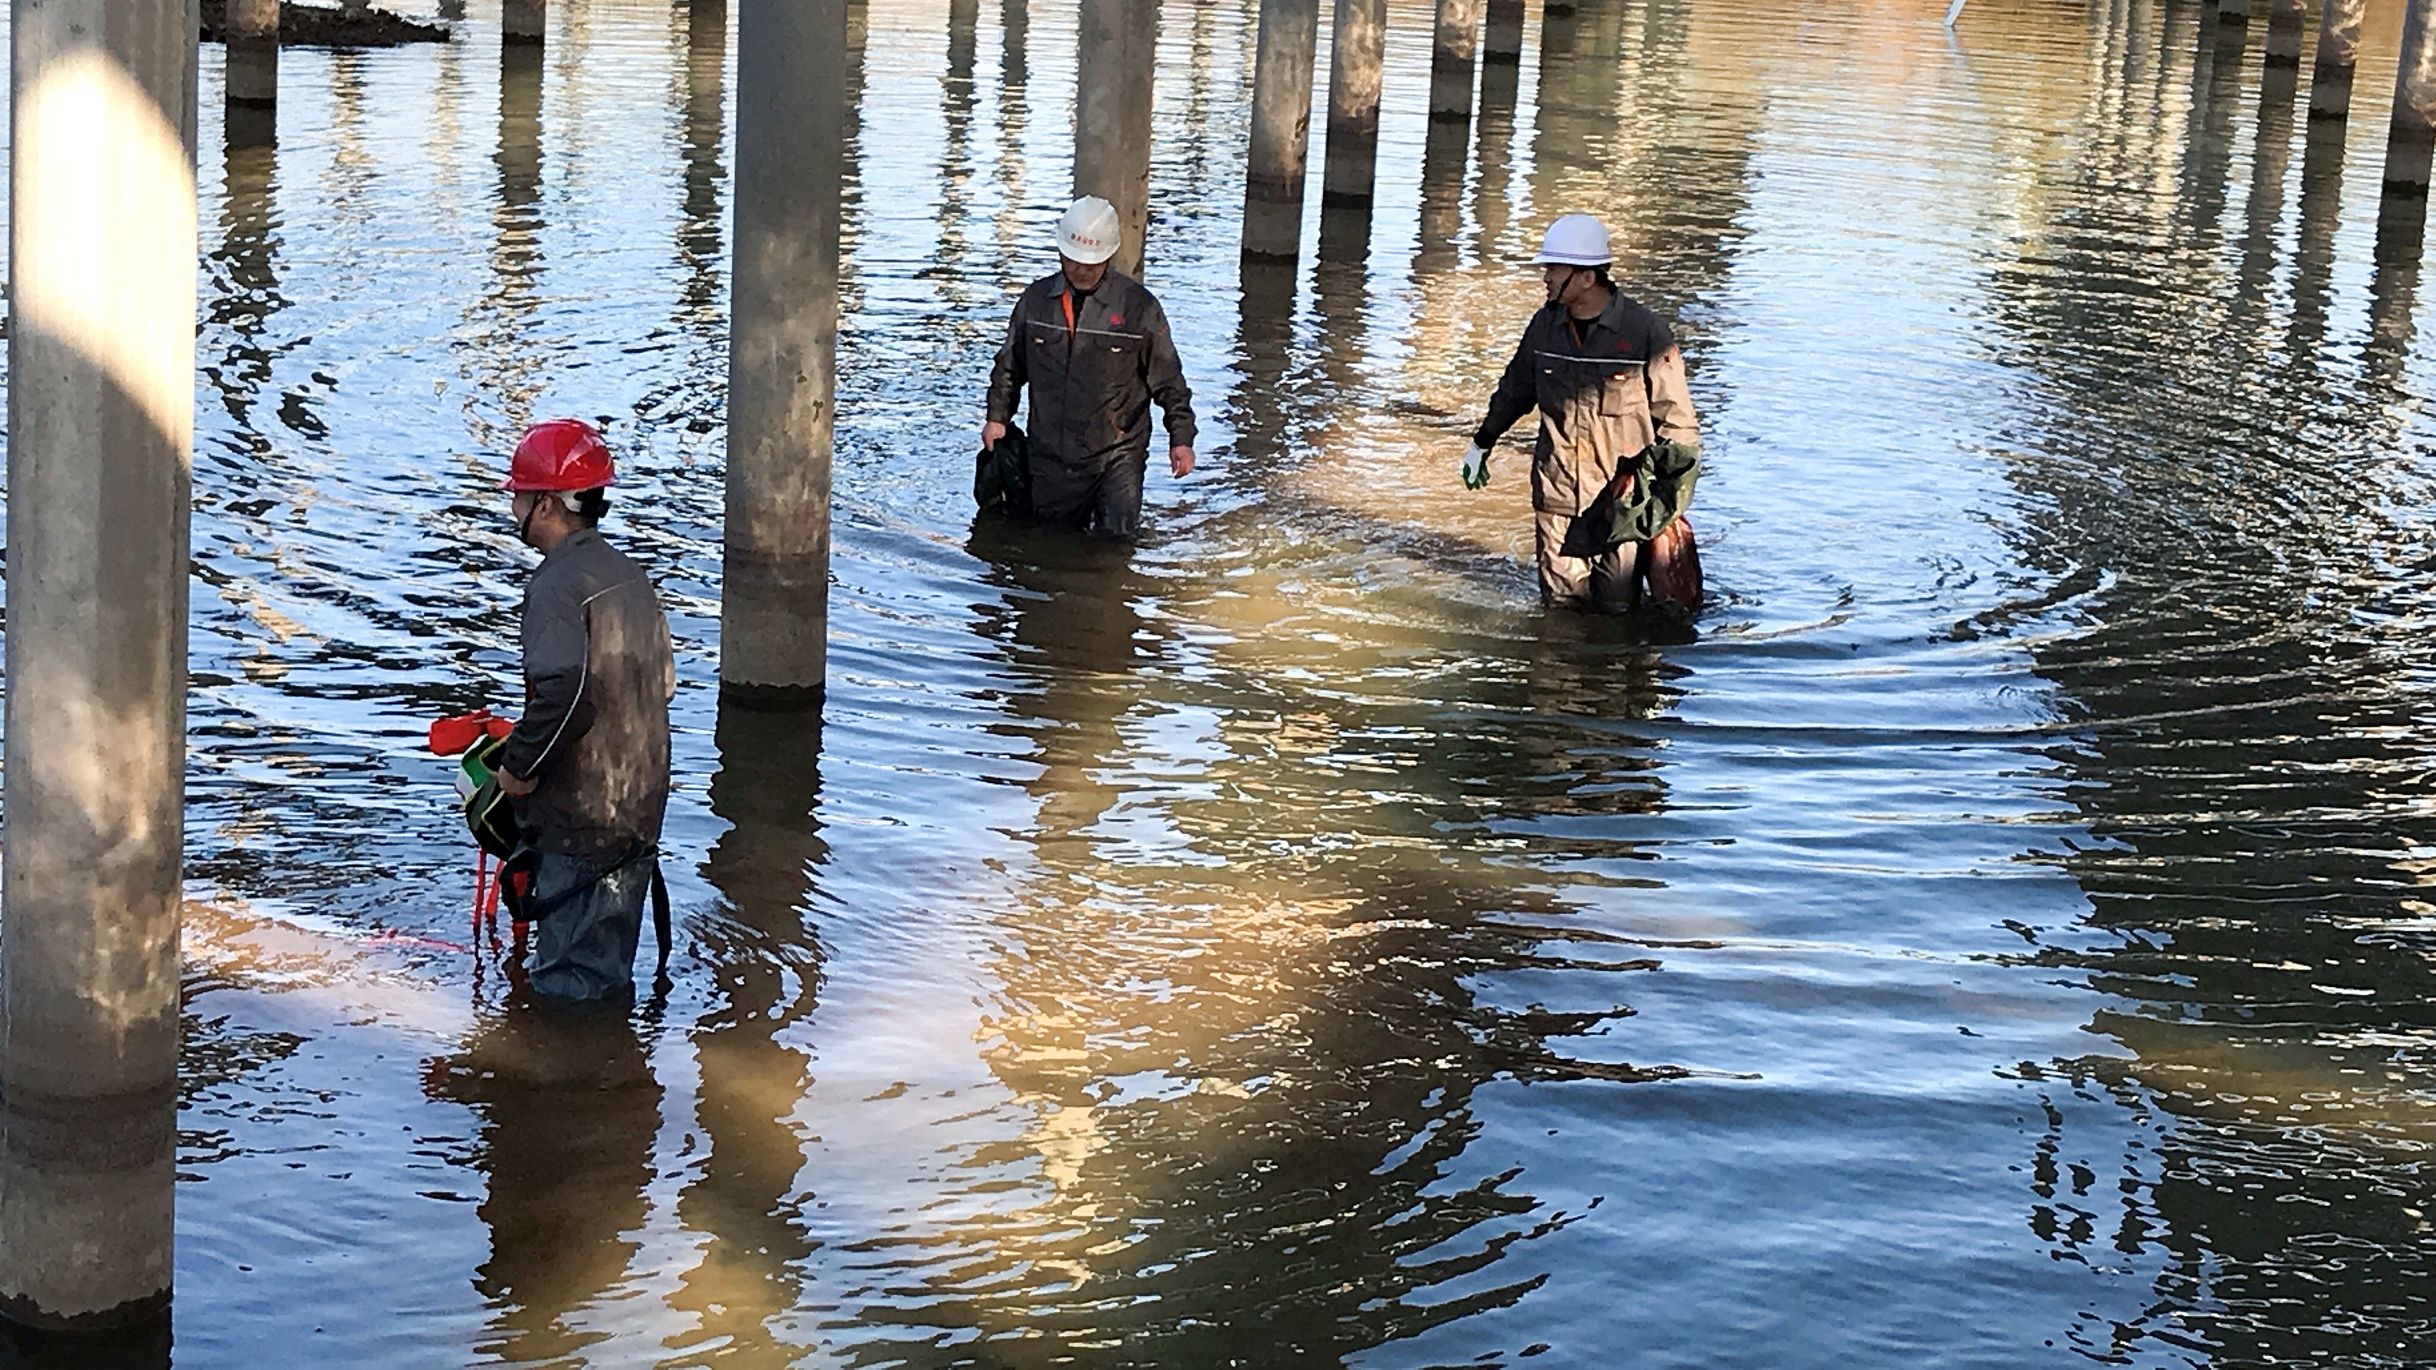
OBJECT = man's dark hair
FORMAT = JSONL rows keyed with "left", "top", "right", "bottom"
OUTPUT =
{"left": 575, "top": 488, "right": 611, "bottom": 525}
{"left": 1593, "top": 266, "right": 1616, "bottom": 292}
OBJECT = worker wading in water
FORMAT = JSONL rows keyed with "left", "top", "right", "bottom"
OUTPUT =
{"left": 982, "top": 196, "right": 1198, "bottom": 542}
{"left": 493, "top": 419, "right": 677, "bottom": 1004}
{"left": 1462, "top": 214, "right": 1704, "bottom": 613}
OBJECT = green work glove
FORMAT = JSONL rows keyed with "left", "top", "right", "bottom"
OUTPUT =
{"left": 1461, "top": 443, "right": 1491, "bottom": 489}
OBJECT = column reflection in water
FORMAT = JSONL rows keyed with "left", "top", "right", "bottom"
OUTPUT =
{"left": 994, "top": 0, "right": 1030, "bottom": 264}
{"left": 1472, "top": 14, "right": 1520, "bottom": 259}
{"left": 678, "top": 0, "right": 727, "bottom": 336}
{"left": 939, "top": 0, "right": 981, "bottom": 273}
{"left": 2180, "top": 0, "right": 2243, "bottom": 242}
{"left": 843, "top": 0, "right": 870, "bottom": 267}
{"left": 671, "top": 701, "right": 826, "bottom": 1361}
{"left": 207, "top": 137, "right": 287, "bottom": 435}
{"left": 2232, "top": 59, "right": 2298, "bottom": 308}
{"left": 1230, "top": 259, "right": 1301, "bottom": 473}
{"left": 1001, "top": 0, "right": 1027, "bottom": 86}
{"left": 1415, "top": 119, "right": 1468, "bottom": 277}
{"left": 2287, "top": 119, "right": 2347, "bottom": 362}
{"left": 1974, "top": 4, "right": 2436, "bottom": 1357}
{"left": 486, "top": 39, "right": 547, "bottom": 428}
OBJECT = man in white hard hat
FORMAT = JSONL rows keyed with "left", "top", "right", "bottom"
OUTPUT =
{"left": 1462, "top": 213, "right": 1701, "bottom": 612}
{"left": 983, "top": 196, "right": 1198, "bottom": 541}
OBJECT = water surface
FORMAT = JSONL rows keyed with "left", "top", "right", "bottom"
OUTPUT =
{"left": 8, "top": 0, "right": 2436, "bottom": 1364}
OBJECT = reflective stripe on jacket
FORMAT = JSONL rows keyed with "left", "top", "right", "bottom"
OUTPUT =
{"left": 1473, "top": 291, "right": 1700, "bottom": 516}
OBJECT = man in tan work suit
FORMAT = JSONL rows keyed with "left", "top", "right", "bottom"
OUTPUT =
{"left": 1462, "top": 214, "right": 1700, "bottom": 611}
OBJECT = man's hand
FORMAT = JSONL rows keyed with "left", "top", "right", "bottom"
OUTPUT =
{"left": 982, "top": 420, "right": 1008, "bottom": 451}
{"left": 495, "top": 768, "right": 538, "bottom": 798}
{"left": 1461, "top": 444, "right": 1491, "bottom": 489}
{"left": 1170, "top": 445, "right": 1196, "bottom": 479}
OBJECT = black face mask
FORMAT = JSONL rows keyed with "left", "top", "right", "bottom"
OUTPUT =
{"left": 516, "top": 498, "right": 542, "bottom": 545}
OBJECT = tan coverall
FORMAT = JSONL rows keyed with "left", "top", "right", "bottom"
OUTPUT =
{"left": 1472, "top": 290, "right": 1700, "bottom": 609}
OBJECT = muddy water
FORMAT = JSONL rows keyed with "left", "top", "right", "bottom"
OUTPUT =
{"left": 3, "top": 0, "right": 2435, "bottom": 1364}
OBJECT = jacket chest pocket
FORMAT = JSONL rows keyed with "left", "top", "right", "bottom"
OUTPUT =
{"left": 1598, "top": 363, "right": 1645, "bottom": 418}
{"left": 1027, "top": 330, "right": 1073, "bottom": 382}
{"left": 1082, "top": 333, "right": 1144, "bottom": 389}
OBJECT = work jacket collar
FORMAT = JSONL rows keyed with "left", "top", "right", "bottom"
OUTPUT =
{"left": 1576, "top": 286, "right": 1630, "bottom": 337}
{"left": 543, "top": 524, "right": 604, "bottom": 565}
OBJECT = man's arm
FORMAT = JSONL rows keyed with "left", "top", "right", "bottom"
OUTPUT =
{"left": 984, "top": 289, "right": 1031, "bottom": 429}
{"left": 1643, "top": 319, "right": 1699, "bottom": 446}
{"left": 1143, "top": 296, "right": 1196, "bottom": 452}
{"left": 498, "top": 580, "right": 596, "bottom": 784}
{"left": 1471, "top": 325, "right": 1539, "bottom": 450}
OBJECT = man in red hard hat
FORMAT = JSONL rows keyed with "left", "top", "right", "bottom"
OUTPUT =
{"left": 493, "top": 418, "right": 677, "bottom": 1003}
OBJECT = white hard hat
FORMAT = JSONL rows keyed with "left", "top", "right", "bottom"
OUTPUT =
{"left": 1057, "top": 196, "right": 1123, "bottom": 265}
{"left": 1535, "top": 213, "right": 1612, "bottom": 267}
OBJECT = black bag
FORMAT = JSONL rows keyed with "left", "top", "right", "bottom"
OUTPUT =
{"left": 975, "top": 421, "right": 1034, "bottom": 516}
{"left": 461, "top": 734, "right": 523, "bottom": 860}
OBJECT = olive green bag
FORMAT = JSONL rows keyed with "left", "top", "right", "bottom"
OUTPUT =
{"left": 1596, "top": 438, "right": 1701, "bottom": 547}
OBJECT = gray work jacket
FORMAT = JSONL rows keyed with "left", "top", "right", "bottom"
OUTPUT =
{"left": 499, "top": 527, "right": 676, "bottom": 860}
{"left": 985, "top": 270, "right": 1197, "bottom": 470}
{"left": 1474, "top": 291, "right": 1701, "bottom": 515}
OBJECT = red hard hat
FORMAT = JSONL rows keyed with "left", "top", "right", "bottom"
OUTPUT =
{"left": 502, "top": 418, "right": 614, "bottom": 492}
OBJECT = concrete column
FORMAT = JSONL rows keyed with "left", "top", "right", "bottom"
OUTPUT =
{"left": 1484, "top": 0, "right": 1523, "bottom": 64}
{"left": 2311, "top": 0, "right": 2366, "bottom": 121}
{"left": 1243, "top": 0, "right": 1320, "bottom": 261}
{"left": 226, "top": 0, "right": 278, "bottom": 146}
{"left": 2216, "top": 0, "right": 2249, "bottom": 21}
{"left": 1076, "top": 0, "right": 1156, "bottom": 279}
{"left": 3, "top": 0, "right": 195, "bottom": 1338}
{"left": 504, "top": 0, "right": 546, "bottom": 45}
{"left": 2264, "top": 0, "right": 2304, "bottom": 64}
{"left": 2386, "top": 0, "right": 2436, "bottom": 194}
{"left": 1430, "top": 0, "right": 1484, "bottom": 124}
{"left": 724, "top": 0, "right": 846, "bottom": 699}
{"left": 2383, "top": 0, "right": 2436, "bottom": 260}
{"left": 1321, "top": 0, "right": 1385, "bottom": 208}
